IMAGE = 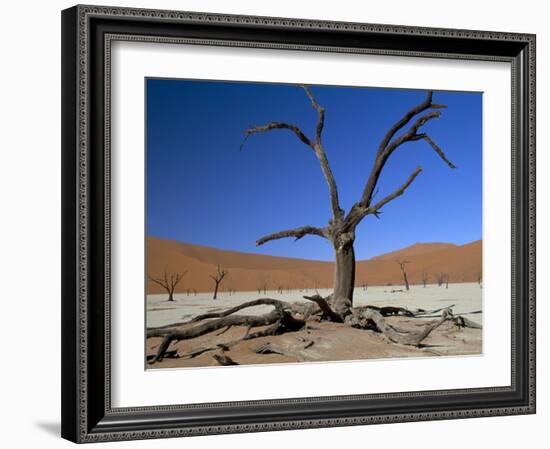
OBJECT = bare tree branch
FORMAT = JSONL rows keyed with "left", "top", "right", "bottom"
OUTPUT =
{"left": 241, "top": 122, "right": 312, "bottom": 148}
{"left": 343, "top": 91, "right": 454, "bottom": 232}
{"left": 256, "top": 225, "right": 327, "bottom": 246}
{"left": 242, "top": 86, "right": 343, "bottom": 220}
{"left": 357, "top": 92, "right": 452, "bottom": 209}
{"left": 148, "top": 271, "right": 187, "bottom": 301}
{"left": 415, "top": 133, "right": 456, "bottom": 168}
{"left": 367, "top": 167, "right": 423, "bottom": 215}
{"left": 313, "top": 142, "right": 342, "bottom": 220}
{"left": 383, "top": 110, "right": 442, "bottom": 151}
{"left": 301, "top": 86, "right": 343, "bottom": 219}
{"left": 301, "top": 85, "right": 325, "bottom": 143}
{"left": 377, "top": 91, "right": 446, "bottom": 155}
{"left": 359, "top": 110, "right": 442, "bottom": 210}
{"left": 148, "top": 274, "right": 169, "bottom": 291}
{"left": 302, "top": 86, "right": 344, "bottom": 220}
{"left": 346, "top": 167, "right": 422, "bottom": 226}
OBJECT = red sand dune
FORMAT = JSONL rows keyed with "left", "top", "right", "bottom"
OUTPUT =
{"left": 146, "top": 237, "right": 482, "bottom": 294}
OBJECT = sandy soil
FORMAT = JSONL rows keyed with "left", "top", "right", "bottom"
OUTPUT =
{"left": 146, "top": 283, "right": 482, "bottom": 369}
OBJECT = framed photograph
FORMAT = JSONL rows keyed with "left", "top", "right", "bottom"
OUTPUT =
{"left": 61, "top": 4, "right": 536, "bottom": 443}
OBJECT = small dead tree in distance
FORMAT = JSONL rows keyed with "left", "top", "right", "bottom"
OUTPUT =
{"left": 210, "top": 265, "right": 227, "bottom": 300}
{"left": 421, "top": 271, "right": 429, "bottom": 288}
{"left": 435, "top": 272, "right": 445, "bottom": 287}
{"left": 148, "top": 271, "right": 186, "bottom": 302}
{"left": 257, "top": 282, "right": 268, "bottom": 295}
{"left": 396, "top": 259, "right": 410, "bottom": 291}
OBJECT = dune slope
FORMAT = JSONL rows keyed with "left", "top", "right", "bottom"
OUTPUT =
{"left": 146, "top": 237, "right": 481, "bottom": 294}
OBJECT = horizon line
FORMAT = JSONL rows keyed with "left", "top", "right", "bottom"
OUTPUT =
{"left": 146, "top": 235, "right": 482, "bottom": 263}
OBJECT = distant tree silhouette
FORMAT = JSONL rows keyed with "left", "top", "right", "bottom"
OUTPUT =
{"left": 148, "top": 271, "right": 186, "bottom": 302}
{"left": 435, "top": 272, "right": 445, "bottom": 287}
{"left": 209, "top": 265, "right": 227, "bottom": 300}
{"left": 421, "top": 271, "right": 428, "bottom": 288}
{"left": 396, "top": 260, "right": 410, "bottom": 291}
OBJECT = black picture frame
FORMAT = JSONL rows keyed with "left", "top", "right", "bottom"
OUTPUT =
{"left": 61, "top": 4, "right": 536, "bottom": 443}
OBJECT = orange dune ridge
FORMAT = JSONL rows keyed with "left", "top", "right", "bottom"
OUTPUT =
{"left": 146, "top": 237, "right": 482, "bottom": 294}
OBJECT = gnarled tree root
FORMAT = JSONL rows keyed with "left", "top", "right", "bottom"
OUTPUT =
{"left": 347, "top": 307, "right": 449, "bottom": 346}
{"left": 147, "top": 295, "right": 482, "bottom": 364}
{"left": 450, "top": 314, "right": 482, "bottom": 329}
{"left": 147, "top": 298, "right": 305, "bottom": 363}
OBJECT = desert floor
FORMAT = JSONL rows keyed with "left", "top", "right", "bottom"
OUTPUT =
{"left": 146, "top": 283, "right": 482, "bottom": 369}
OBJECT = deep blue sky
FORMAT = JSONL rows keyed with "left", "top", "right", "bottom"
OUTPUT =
{"left": 146, "top": 79, "right": 482, "bottom": 261}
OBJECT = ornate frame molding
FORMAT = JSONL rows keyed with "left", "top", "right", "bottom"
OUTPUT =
{"left": 61, "top": 4, "right": 536, "bottom": 443}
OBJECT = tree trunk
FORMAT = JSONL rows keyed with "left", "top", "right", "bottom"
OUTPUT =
{"left": 167, "top": 291, "right": 174, "bottom": 301}
{"left": 403, "top": 272, "right": 410, "bottom": 291}
{"left": 333, "top": 244, "right": 356, "bottom": 305}
{"left": 213, "top": 282, "right": 219, "bottom": 300}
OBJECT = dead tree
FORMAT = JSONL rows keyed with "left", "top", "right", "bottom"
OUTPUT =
{"left": 435, "top": 272, "right": 445, "bottom": 287}
{"left": 209, "top": 265, "right": 227, "bottom": 300}
{"left": 478, "top": 272, "right": 482, "bottom": 288}
{"left": 148, "top": 271, "right": 186, "bottom": 302}
{"left": 445, "top": 274, "right": 450, "bottom": 289}
{"left": 421, "top": 271, "right": 428, "bottom": 288}
{"left": 242, "top": 87, "right": 454, "bottom": 314}
{"left": 396, "top": 260, "right": 410, "bottom": 291}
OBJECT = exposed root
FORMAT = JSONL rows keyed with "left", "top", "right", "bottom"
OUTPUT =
{"left": 410, "top": 304, "right": 456, "bottom": 318}
{"left": 366, "top": 308, "right": 449, "bottom": 346}
{"left": 147, "top": 294, "right": 482, "bottom": 363}
{"left": 213, "top": 354, "right": 239, "bottom": 366}
{"left": 252, "top": 342, "right": 288, "bottom": 356}
{"left": 215, "top": 325, "right": 233, "bottom": 336}
{"left": 146, "top": 349, "right": 178, "bottom": 362}
{"left": 345, "top": 307, "right": 447, "bottom": 346}
{"left": 356, "top": 305, "right": 415, "bottom": 317}
{"left": 147, "top": 298, "right": 305, "bottom": 363}
{"left": 303, "top": 294, "right": 343, "bottom": 322}
{"left": 186, "top": 298, "right": 291, "bottom": 324}
{"left": 450, "top": 315, "right": 482, "bottom": 329}
{"left": 251, "top": 339, "right": 316, "bottom": 362}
